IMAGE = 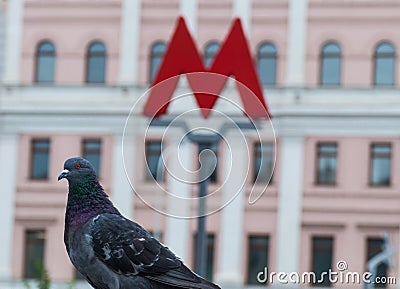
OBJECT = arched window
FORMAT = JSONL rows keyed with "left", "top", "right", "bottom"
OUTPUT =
{"left": 374, "top": 42, "right": 395, "bottom": 86}
{"left": 320, "top": 42, "right": 341, "bottom": 85}
{"left": 150, "top": 42, "right": 166, "bottom": 82}
{"left": 204, "top": 42, "right": 220, "bottom": 68}
{"left": 257, "top": 42, "right": 277, "bottom": 85}
{"left": 35, "top": 41, "right": 56, "bottom": 83}
{"left": 86, "top": 41, "right": 106, "bottom": 84}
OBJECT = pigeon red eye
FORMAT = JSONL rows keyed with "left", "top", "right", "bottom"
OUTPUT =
{"left": 75, "top": 164, "right": 81, "bottom": 169}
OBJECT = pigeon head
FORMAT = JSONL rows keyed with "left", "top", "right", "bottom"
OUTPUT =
{"left": 58, "top": 157, "right": 97, "bottom": 183}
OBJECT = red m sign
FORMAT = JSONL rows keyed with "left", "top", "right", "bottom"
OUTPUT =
{"left": 143, "top": 17, "right": 270, "bottom": 119}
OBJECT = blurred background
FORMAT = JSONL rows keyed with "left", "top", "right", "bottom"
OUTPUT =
{"left": 0, "top": 0, "right": 399, "bottom": 288}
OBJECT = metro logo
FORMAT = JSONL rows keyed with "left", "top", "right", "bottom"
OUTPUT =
{"left": 143, "top": 17, "right": 270, "bottom": 119}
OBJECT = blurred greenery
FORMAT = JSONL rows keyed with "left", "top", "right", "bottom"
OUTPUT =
{"left": 22, "top": 265, "right": 77, "bottom": 289}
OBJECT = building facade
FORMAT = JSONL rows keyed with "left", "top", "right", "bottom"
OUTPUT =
{"left": 0, "top": 0, "right": 400, "bottom": 288}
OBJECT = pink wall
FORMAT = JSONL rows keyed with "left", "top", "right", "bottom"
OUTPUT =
{"left": 14, "top": 134, "right": 113, "bottom": 280}
{"left": 301, "top": 136, "right": 400, "bottom": 280}
{"left": 307, "top": 1, "right": 400, "bottom": 87}
{"left": 21, "top": 0, "right": 121, "bottom": 85}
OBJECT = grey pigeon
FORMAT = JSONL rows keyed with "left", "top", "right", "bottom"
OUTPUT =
{"left": 58, "top": 157, "right": 221, "bottom": 289}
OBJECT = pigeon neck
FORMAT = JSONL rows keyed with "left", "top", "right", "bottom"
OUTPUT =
{"left": 66, "top": 177, "right": 118, "bottom": 229}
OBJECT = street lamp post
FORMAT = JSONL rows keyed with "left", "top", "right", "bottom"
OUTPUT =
{"left": 149, "top": 118, "right": 257, "bottom": 278}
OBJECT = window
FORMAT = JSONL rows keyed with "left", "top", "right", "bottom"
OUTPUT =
{"left": 247, "top": 236, "right": 269, "bottom": 285}
{"left": 316, "top": 143, "right": 337, "bottom": 185}
{"left": 204, "top": 42, "right": 220, "bottom": 68}
{"left": 194, "top": 234, "right": 215, "bottom": 282}
{"left": 150, "top": 42, "right": 167, "bottom": 82}
{"left": 320, "top": 42, "right": 341, "bottom": 85}
{"left": 83, "top": 139, "right": 102, "bottom": 176}
{"left": 312, "top": 237, "right": 333, "bottom": 287}
{"left": 254, "top": 142, "right": 274, "bottom": 183}
{"left": 198, "top": 143, "right": 218, "bottom": 183}
{"left": 367, "top": 238, "right": 388, "bottom": 288}
{"left": 370, "top": 144, "right": 391, "bottom": 186}
{"left": 86, "top": 41, "right": 106, "bottom": 84}
{"left": 257, "top": 42, "right": 277, "bottom": 85}
{"left": 374, "top": 42, "right": 395, "bottom": 86}
{"left": 145, "top": 141, "right": 162, "bottom": 180}
{"left": 24, "top": 230, "right": 46, "bottom": 279}
{"left": 35, "top": 41, "right": 56, "bottom": 83}
{"left": 31, "top": 139, "right": 50, "bottom": 180}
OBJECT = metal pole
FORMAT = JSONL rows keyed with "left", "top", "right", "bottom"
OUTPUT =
{"left": 149, "top": 120, "right": 256, "bottom": 278}
{"left": 195, "top": 176, "right": 208, "bottom": 277}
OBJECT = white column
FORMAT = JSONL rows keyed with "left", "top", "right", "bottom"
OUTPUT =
{"left": 3, "top": 0, "right": 24, "bottom": 84}
{"left": 118, "top": 0, "right": 141, "bottom": 85}
{"left": 276, "top": 135, "right": 304, "bottom": 275}
{"left": 0, "top": 134, "right": 18, "bottom": 280}
{"left": 164, "top": 139, "right": 192, "bottom": 261}
{"left": 0, "top": 1, "right": 5, "bottom": 81}
{"left": 215, "top": 134, "right": 248, "bottom": 288}
{"left": 285, "top": 0, "right": 308, "bottom": 86}
{"left": 233, "top": 0, "right": 251, "bottom": 36}
{"left": 179, "top": 0, "right": 198, "bottom": 36}
{"left": 111, "top": 133, "right": 135, "bottom": 218}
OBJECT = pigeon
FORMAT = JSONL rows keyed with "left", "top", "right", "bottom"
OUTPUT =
{"left": 58, "top": 157, "right": 221, "bottom": 289}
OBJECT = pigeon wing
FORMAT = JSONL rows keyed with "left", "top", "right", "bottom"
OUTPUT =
{"left": 89, "top": 213, "right": 212, "bottom": 288}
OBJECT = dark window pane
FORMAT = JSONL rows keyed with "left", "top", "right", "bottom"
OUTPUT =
{"left": 316, "top": 143, "right": 337, "bottom": 185}
{"left": 194, "top": 234, "right": 215, "bottom": 282}
{"left": 367, "top": 238, "right": 388, "bottom": 288}
{"left": 312, "top": 237, "right": 333, "bottom": 287}
{"left": 24, "top": 230, "right": 45, "bottom": 279}
{"left": 83, "top": 139, "right": 102, "bottom": 176}
{"left": 374, "top": 43, "right": 395, "bottom": 86}
{"left": 87, "top": 42, "right": 106, "bottom": 84}
{"left": 254, "top": 142, "right": 274, "bottom": 183}
{"left": 247, "top": 236, "right": 269, "bottom": 285}
{"left": 145, "top": 141, "right": 162, "bottom": 180}
{"left": 36, "top": 41, "right": 55, "bottom": 83}
{"left": 371, "top": 144, "right": 391, "bottom": 186}
{"left": 198, "top": 143, "right": 218, "bottom": 183}
{"left": 150, "top": 42, "right": 167, "bottom": 82}
{"left": 257, "top": 42, "right": 277, "bottom": 85}
{"left": 320, "top": 43, "right": 341, "bottom": 85}
{"left": 204, "top": 42, "right": 220, "bottom": 68}
{"left": 31, "top": 140, "right": 50, "bottom": 179}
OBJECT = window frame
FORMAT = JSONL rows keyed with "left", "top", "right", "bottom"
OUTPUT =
{"left": 85, "top": 41, "right": 107, "bottom": 84}
{"left": 198, "top": 142, "right": 218, "bottom": 183}
{"left": 30, "top": 139, "right": 50, "bottom": 180}
{"left": 253, "top": 141, "right": 274, "bottom": 184}
{"left": 256, "top": 41, "right": 278, "bottom": 86}
{"left": 369, "top": 143, "right": 392, "bottom": 187}
{"left": 149, "top": 41, "right": 167, "bottom": 83}
{"left": 145, "top": 140, "right": 163, "bottom": 181}
{"left": 193, "top": 233, "right": 216, "bottom": 282}
{"left": 203, "top": 41, "right": 220, "bottom": 68}
{"left": 82, "top": 139, "right": 102, "bottom": 177}
{"left": 246, "top": 235, "right": 269, "bottom": 285}
{"left": 373, "top": 42, "right": 396, "bottom": 86}
{"left": 24, "top": 229, "right": 46, "bottom": 279}
{"left": 34, "top": 40, "right": 56, "bottom": 84}
{"left": 315, "top": 142, "right": 338, "bottom": 186}
{"left": 311, "top": 236, "right": 334, "bottom": 287}
{"left": 366, "top": 237, "right": 388, "bottom": 288}
{"left": 319, "top": 42, "right": 342, "bottom": 86}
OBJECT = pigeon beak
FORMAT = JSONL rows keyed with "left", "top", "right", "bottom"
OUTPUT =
{"left": 58, "top": 169, "right": 70, "bottom": 181}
